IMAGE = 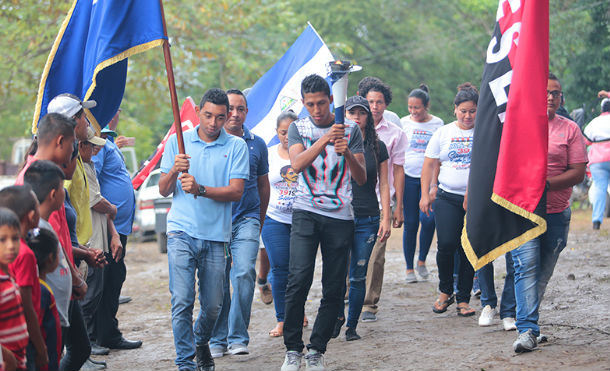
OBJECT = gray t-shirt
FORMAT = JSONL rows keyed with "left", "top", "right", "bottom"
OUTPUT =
{"left": 287, "top": 116, "right": 364, "bottom": 220}
{"left": 39, "top": 218, "right": 72, "bottom": 327}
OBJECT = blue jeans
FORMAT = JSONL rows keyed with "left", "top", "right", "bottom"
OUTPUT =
{"left": 210, "top": 217, "right": 261, "bottom": 349}
{"left": 402, "top": 175, "right": 435, "bottom": 270}
{"left": 512, "top": 208, "right": 571, "bottom": 336}
{"left": 167, "top": 232, "right": 226, "bottom": 370}
{"left": 477, "top": 252, "right": 516, "bottom": 319}
{"left": 342, "top": 216, "right": 379, "bottom": 329}
{"left": 261, "top": 216, "right": 291, "bottom": 322}
{"left": 590, "top": 162, "right": 610, "bottom": 223}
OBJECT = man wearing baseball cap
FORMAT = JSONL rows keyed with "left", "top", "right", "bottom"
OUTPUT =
{"left": 47, "top": 93, "right": 96, "bottom": 142}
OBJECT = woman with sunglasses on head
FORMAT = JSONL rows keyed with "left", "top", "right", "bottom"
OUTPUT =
{"left": 420, "top": 83, "right": 478, "bottom": 317}
{"left": 400, "top": 84, "right": 444, "bottom": 283}
{"left": 332, "top": 95, "right": 391, "bottom": 341}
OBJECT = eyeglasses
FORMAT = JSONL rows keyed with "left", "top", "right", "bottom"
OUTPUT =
{"left": 547, "top": 90, "right": 562, "bottom": 98}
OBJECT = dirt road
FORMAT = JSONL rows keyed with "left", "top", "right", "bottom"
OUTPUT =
{"left": 102, "top": 209, "right": 610, "bottom": 370}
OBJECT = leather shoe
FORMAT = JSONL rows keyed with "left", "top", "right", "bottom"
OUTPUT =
{"left": 196, "top": 344, "right": 215, "bottom": 371}
{"left": 91, "top": 343, "right": 110, "bottom": 355}
{"left": 107, "top": 337, "right": 142, "bottom": 350}
{"left": 81, "top": 358, "right": 106, "bottom": 370}
{"left": 118, "top": 295, "right": 132, "bottom": 305}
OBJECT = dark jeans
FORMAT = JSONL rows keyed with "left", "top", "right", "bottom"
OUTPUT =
{"left": 95, "top": 234, "right": 127, "bottom": 346}
{"left": 402, "top": 175, "right": 435, "bottom": 270}
{"left": 434, "top": 189, "right": 474, "bottom": 303}
{"left": 283, "top": 210, "right": 353, "bottom": 354}
{"left": 81, "top": 265, "right": 104, "bottom": 340}
{"left": 261, "top": 216, "right": 291, "bottom": 322}
{"left": 60, "top": 300, "right": 91, "bottom": 371}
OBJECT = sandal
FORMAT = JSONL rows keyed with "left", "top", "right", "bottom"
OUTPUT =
{"left": 432, "top": 294, "right": 455, "bottom": 313}
{"left": 457, "top": 303, "right": 476, "bottom": 317}
{"left": 269, "top": 322, "right": 284, "bottom": 337}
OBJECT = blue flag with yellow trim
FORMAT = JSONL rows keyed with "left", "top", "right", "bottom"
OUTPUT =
{"left": 33, "top": 0, "right": 166, "bottom": 133}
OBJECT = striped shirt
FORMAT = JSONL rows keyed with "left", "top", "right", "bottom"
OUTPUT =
{"left": 0, "top": 269, "right": 29, "bottom": 369}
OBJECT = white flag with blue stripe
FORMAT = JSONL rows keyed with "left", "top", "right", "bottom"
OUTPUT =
{"left": 244, "top": 24, "right": 333, "bottom": 145}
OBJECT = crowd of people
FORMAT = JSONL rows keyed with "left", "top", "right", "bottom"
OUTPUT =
{"left": 0, "top": 71, "right": 596, "bottom": 371}
{"left": 1, "top": 96, "right": 140, "bottom": 371}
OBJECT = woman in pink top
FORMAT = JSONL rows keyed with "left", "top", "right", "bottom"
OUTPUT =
{"left": 583, "top": 98, "right": 610, "bottom": 229}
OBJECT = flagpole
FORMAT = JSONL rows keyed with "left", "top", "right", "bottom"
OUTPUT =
{"left": 159, "top": 0, "right": 186, "bottom": 155}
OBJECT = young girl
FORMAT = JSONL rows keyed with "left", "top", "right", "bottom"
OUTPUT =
{"left": 0, "top": 208, "right": 29, "bottom": 371}
{"left": 27, "top": 228, "right": 61, "bottom": 371}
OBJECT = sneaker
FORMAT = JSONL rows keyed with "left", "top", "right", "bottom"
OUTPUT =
{"left": 304, "top": 349, "right": 325, "bottom": 371}
{"left": 209, "top": 346, "right": 227, "bottom": 358}
{"left": 361, "top": 311, "right": 377, "bottom": 322}
{"left": 537, "top": 334, "right": 548, "bottom": 343}
{"left": 345, "top": 327, "right": 361, "bottom": 341}
{"left": 405, "top": 271, "right": 417, "bottom": 283}
{"left": 502, "top": 317, "right": 517, "bottom": 331}
{"left": 195, "top": 344, "right": 215, "bottom": 371}
{"left": 259, "top": 282, "right": 273, "bottom": 305}
{"left": 416, "top": 265, "right": 430, "bottom": 280}
{"left": 478, "top": 305, "right": 497, "bottom": 326}
{"left": 228, "top": 344, "right": 249, "bottom": 355}
{"left": 593, "top": 221, "right": 601, "bottom": 230}
{"left": 281, "top": 351, "right": 303, "bottom": 371}
{"left": 331, "top": 317, "right": 345, "bottom": 339}
{"left": 513, "top": 329, "right": 537, "bottom": 353}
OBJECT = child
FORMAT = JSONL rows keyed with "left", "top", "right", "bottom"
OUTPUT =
{"left": 0, "top": 207, "right": 30, "bottom": 370}
{"left": 0, "top": 186, "right": 48, "bottom": 370}
{"left": 26, "top": 228, "right": 61, "bottom": 371}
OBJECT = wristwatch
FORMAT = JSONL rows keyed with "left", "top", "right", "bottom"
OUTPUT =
{"left": 198, "top": 184, "right": 207, "bottom": 197}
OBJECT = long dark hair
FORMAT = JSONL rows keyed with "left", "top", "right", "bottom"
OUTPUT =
{"left": 362, "top": 110, "right": 380, "bottom": 172}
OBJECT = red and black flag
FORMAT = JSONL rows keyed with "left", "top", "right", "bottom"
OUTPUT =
{"left": 462, "top": 0, "right": 549, "bottom": 270}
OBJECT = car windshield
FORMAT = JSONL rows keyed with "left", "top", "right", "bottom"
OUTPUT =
{"left": 147, "top": 172, "right": 161, "bottom": 188}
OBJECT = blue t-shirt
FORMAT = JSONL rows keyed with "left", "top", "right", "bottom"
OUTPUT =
{"left": 92, "top": 140, "right": 136, "bottom": 235}
{"left": 231, "top": 127, "right": 269, "bottom": 223}
{"left": 160, "top": 127, "right": 249, "bottom": 242}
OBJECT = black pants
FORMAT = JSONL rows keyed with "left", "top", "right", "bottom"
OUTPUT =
{"left": 81, "top": 265, "right": 104, "bottom": 341}
{"left": 434, "top": 189, "right": 474, "bottom": 304}
{"left": 283, "top": 210, "right": 353, "bottom": 353}
{"left": 60, "top": 300, "right": 91, "bottom": 371}
{"left": 95, "top": 234, "right": 127, "bottom": 346}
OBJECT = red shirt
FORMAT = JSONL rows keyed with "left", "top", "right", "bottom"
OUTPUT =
{"left": 8, "top": 239, "right": 41, "bottom": 321}
{"left": 0, "top": 269, "right": 29, "bottom": 370}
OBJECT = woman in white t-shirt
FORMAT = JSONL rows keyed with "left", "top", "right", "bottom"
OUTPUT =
{"left": 400, "top": 84, "right": 443, "bottom": 283}
{"left": 420, "top": 83, "right": 478, "bottom": 317}
{"left": 260, "top": 111, "right": 307, "bottom": 337}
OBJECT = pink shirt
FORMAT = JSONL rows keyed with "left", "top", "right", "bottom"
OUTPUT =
{"left": 547, "top": 115, "right": 588, "bottom": 213}
{"left": 375, "top": 118, "right": 407, "bottom": 201}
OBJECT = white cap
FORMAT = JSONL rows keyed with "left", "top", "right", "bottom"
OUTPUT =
{"left": 48, "top": 93, "right": 97, "bottom": 118}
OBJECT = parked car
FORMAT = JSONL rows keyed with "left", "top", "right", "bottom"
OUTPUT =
{"left": 133, "top": 169, "right": 170, "bottom": 241}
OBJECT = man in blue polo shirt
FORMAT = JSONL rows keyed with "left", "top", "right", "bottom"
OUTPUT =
{"left": 159, "top": 88, "right": 249, "bottom": 371}
{"left": 209, "top": 89, "right": 269, "bottom": 357}
{"left": 91, "top": 110, "right": 140, "bottom": 352}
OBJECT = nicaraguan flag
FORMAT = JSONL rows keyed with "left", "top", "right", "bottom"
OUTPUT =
{"left": 245, "top": 23, "right": 334, "bottom": 145}
{"left": 32, "top": 0, "right": 166, "bottom": 133}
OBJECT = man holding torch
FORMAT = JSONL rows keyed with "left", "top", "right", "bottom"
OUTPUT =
{"left": 159, "top": 88, "right": 249, "bottom": 371}
{"left": 281, "top": 72, "right": 366, "bottom": 371}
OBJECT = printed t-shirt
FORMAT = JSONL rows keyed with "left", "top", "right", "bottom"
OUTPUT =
{"left": 287, "top": 117, "right": 364, "bottom": 220}
{"left": 266, "top": 144, "right": 298, "bottom": 225}
{"left": 0, "top": 269, "right": 29, "bottom": 370}
{"left": 425, "top": 121, "right": 473, "bottom": 196}
{"left": 161, "top": 127, "right": 249, "bottom": 242}
{"left": 352, "top": 140, "right": 389, "bottom": 217}
{"left": 8, "top": 239, "right": 41, "bottom": 320}
{"left": 547, "top": 115, "right": 588, "bottom": 213}
{"left": 39, "top": 219, "right": 71, "bottom": 327}
{"left": 401, "top": 115, "right": 444, "bottom": 177}
{"left": 231, "top": 126, "right": 269, "bottom": 223}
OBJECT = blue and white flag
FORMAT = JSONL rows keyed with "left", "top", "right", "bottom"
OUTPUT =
{"left": 32, "top": 0, "right": 166, "bottom": 133}
{"left": 245, "top": 24, "right": 334, "bottom": 145}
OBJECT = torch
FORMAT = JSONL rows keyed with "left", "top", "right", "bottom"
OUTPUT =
{"left": 328, "top": 60, "right": 362, "bottom": 155}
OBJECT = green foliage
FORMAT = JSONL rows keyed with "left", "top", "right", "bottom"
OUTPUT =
{"left": 0, "top": 0, "right": 608, "bottom": 164}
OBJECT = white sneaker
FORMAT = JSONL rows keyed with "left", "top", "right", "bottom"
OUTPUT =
{"left": 478, "top": 305, "right": 497, "bottom": 326}
{"left": 281, "top": 351, "right": 303, "bottom": 371}
{"left": 228, "top": 344, "right": 249, "bottom": 355}
{"left": 513, "top": 329, "right": 537, "bottom": 353}
{"left": 502, "top": 317, "right": 517, "bottom": 331}
{"left": 209, "top": 346, "right": 227, "bottom": 358}
{"left": 304, "top": 349, "right": 325, "bottom": 371}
